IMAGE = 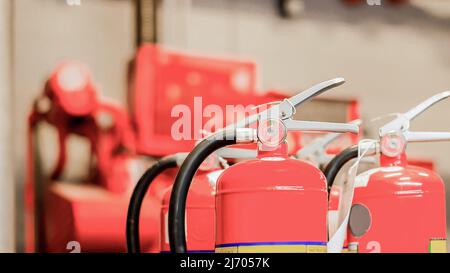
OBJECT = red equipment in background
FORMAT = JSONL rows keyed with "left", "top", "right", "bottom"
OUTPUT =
{"left": 129, "top": 44, "right": 258, "bottom": 156}
{"left": 25, "top": 61, "right": 141, "bottom": 252}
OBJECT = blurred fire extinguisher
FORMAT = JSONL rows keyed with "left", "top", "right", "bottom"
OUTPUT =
{"left": 126, "top": 147, "right": 257, "bottom": 253}
{"left": 296, "top": 119, "right": 362, "bottom": 171}
{"left": 325, "top": 91, "right": 450, "bottom": 253}
{"left": 25, "top": 61, "right": 136, "bottom": 252}
{"left": 168, "top": 78, "right": 360, "bottom": 253}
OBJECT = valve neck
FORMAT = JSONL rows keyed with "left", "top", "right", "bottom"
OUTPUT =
{"left": 257, "top": 142, "right": 289, "bottom": 159}
{"left": 380, "top": 151, "right": 408, "bottom": 167}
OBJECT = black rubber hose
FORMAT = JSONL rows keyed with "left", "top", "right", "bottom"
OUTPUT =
{"left": 126, "top": 156, "right": 177, "bottom": 253}
{"left": 323, "top": 145, "right": 359, "bottom": 193}
{"left": 169, "top": 131, "right": 237, "bottom": 253}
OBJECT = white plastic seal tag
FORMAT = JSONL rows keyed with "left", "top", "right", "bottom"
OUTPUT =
{"left": 327, "top": 140, "right": 377, "bottom": 253}
{"left": 206, "top": 169, "right": 225, "bottom": 188}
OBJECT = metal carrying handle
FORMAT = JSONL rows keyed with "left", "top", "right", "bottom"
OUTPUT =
{"left": 379, "top": 91, "right": 450, "bottom": 143}
{"left": 267, "top": 77, "right": 358, "bottom": 135}
{"left": 222, "top": 77, "right": 347, "bottom": 131}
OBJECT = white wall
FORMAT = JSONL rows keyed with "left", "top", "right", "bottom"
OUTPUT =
{"left": 159, "top": 0, "right": 450, "bottom": 178}
{"left": 0, "top": 0, "right": 15, "bottom": 252}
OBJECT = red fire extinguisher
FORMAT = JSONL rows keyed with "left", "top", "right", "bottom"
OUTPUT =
{"left": 325, "top": 91, "right": 450, "bottom": 253}
{"left": 168, "top": 78, "right": 360, "bottom": 253}
{"left": 25, "top": 61, "right": 99, "bottom": 252}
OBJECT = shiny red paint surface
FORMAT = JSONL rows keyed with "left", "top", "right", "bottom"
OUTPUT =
{"left": 215, "top": 144, "right": 328, "bottom": 247}
{"left": 327, "top": 157, "right": 436, "bottom": 213}
{"left": 348, "top": 153, "right": 447, "bottom": 253}
{"left": 160, "top": 171, "right": 216, "bottom": 252}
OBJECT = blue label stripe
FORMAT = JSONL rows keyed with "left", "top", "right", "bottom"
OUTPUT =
{"left": 160, "top": 250, "right": 215, "bottom": 253}
{"left": 216, "top": 241, "right": 327, "bottom": 248}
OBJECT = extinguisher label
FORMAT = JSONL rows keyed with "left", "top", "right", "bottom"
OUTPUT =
{"left": 215, "top": 242, "right": 327, "bottom": 253}
{"left": 429, "top": 239, "right": 447, "bottom": 253}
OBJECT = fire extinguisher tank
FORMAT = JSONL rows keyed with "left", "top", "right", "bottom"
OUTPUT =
{"left": 161, "top": 171, "right": 215, "bottom": 252}
{"left": 215, "top": 144, "right": 328, "bottom": 253}
{"left": 349, "top": 154, "right": 447, "bottom": 253}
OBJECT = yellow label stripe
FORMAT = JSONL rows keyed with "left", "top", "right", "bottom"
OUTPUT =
{"left": 429, "top": 239, "right": 447, "bottom": 253}
{"left": 215, "top": 242, "right": 327, "bottom": 253}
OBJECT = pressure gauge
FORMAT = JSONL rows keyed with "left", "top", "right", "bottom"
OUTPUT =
{"left": 257, "top": 118, "right": 287, "bottom": 149}
{"left": 380, "top": 132, "right": 406, "bottom": 158}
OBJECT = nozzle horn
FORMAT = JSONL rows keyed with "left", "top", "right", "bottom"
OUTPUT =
{"left": 296, "top": 119, "right": 362, "bottom": 159}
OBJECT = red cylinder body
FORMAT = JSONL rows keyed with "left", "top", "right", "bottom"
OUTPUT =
{"left": 347, "top": 153, "right": 447, "bottom": 253}
{"left": 215, "top": 144, "right": 328, "bottom": 253}
{"left": 160, "top": 171, "right": 216, "bottom": 253}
